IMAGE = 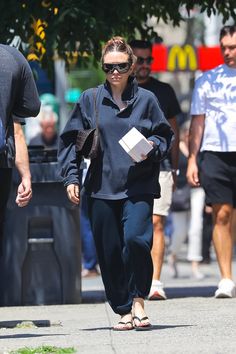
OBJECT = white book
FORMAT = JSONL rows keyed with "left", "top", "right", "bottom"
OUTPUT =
{"left": 119, "top": 127, "right": 153, "bottom": 162}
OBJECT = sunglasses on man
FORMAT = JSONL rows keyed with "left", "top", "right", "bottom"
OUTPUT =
{"left": 102, "top": 62, "right": 131, "bottom": 74}
{"left": 136, "top": 56, "right": 153, "bottom": 65}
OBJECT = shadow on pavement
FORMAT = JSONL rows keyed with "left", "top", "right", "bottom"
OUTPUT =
{"left": 0, "top": 333, "right": 66, "bottom": 340}
{"left": 81, "top": 324, "right": 194, "bottom": 331}
{"left": 165, "top": 286, "right": 217, "bottom": 298}
{"left": 82, "top": 290, "right": 106, "bottom": 303}
{"left": 151, "top": 324, "right": 194, "bottom": 330}
{"left": 0, "top": 320, "right": 52, "bottom": 328}
{"left": 82, "top": 286, "right": 217, "bottom": 303}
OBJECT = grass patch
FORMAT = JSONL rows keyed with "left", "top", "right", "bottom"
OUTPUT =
{"left": 10, "top": 346, "right": 76, "bottom": 354}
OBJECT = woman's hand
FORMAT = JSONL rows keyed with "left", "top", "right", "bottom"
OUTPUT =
{"left": 66, "top": 184, "right": 80, "bottom": 204}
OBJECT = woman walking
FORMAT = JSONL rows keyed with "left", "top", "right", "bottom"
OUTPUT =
{"left": 58, "top": 37, "right": 174, "bottom": 330}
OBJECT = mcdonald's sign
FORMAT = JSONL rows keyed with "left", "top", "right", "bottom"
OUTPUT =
{"left": 168, "top": 45, "right": 197, "bottom": 71}
{"left": 151, "top": 44, "right": 224, "bottom": 72}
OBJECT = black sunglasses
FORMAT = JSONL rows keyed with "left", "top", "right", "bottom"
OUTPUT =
{"left": 102, "top": 62, "right": 131, "bottom": 74}
{"left": 136, "top": 56, "right": 153, "bottom": 65}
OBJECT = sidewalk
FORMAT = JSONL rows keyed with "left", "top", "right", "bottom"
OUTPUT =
{"left": 0, "top": 256, "right": 236, "bottom": 354}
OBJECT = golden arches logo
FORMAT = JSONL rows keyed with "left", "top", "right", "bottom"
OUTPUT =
{"left": 167, "top": 45, "right": 197, "bottom": 71}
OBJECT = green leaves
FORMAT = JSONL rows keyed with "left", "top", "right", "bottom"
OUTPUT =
{"left": 1, "top": 0, "right": 236, "bottom": 70}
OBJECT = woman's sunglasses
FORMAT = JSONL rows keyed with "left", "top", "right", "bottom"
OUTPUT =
{"left": 102, "top": 62, "right": 131, "bottom": 74}
{"left": 136, "top": 56, "right": 153, "bottom": 65}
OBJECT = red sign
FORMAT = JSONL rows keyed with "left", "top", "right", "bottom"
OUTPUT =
{"left": 151, "top": 44, "right": 224, "bottom": 72}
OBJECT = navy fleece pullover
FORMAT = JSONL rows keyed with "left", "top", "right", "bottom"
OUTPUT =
{"left": 58, "top": 78, "right": 174, "bottom": 200}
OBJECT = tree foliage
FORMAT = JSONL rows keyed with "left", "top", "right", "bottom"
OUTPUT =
{"left": 0, "top": 0, "right": 235, "bottom": 69}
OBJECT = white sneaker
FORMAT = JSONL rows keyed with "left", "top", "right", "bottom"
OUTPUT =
{"left": 215, "top": 278, "right": 236, "bottom": 298}
{"left": 148, "top": 280, "right": 167, "bottom": 300}
{"left": 192, "top": 269, "right": 205, "bottom": 280}
{"left": 167, "top": 255, "right": 178, "bottom": 278}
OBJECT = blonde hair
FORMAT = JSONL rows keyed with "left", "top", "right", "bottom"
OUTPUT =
{"left": 101, "top": 36, "right": 135, "bottom": 64}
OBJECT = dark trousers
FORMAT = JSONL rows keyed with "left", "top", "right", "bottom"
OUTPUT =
{"left": 88, "top": 195, "right": 153, "bottom": 315}
{"left": 0, "top": 168, "right": 12, "bottom": 254}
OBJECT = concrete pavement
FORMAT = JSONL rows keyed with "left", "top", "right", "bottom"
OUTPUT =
{"left": 0, "top": 254, "right": 236, "bottom": 354}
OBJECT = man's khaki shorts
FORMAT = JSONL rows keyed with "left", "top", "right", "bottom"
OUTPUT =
{"left": 153, "top": 171, "right": 173, "bottom": 216}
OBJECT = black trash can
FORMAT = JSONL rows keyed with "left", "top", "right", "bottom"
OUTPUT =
{"left": 0, "top": 146, "right": 82, "bottom": 306}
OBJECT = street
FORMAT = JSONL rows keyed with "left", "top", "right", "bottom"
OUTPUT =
{"left": 0, "top": 250, "right": 235, "bottom": 354}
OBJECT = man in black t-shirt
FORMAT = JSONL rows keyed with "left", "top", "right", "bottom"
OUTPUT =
{"left": 0, "top": 45, "right": 40, "bottom": 247}
{"left": 130, "top": 40, "right": 181, "bottom": 300}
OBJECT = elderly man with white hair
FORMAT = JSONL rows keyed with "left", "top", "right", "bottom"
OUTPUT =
{"left": 29, "top": 105, "right": 58, "bottom": 148}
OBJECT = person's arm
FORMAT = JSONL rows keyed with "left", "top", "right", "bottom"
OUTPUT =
{"left": 169, "top": 116, "right": 179, "bottom": 189}
{"left": 14, "top": 122, "right": 32, "bottom": 207}
{"left": 58, "top": 91, "right": 91, "bottom": 205}
{"left": 186, "top": 114, "right": 205, "bottom": 187}
{"left": 147, "top": 96, "right": 175, "bottom": 162}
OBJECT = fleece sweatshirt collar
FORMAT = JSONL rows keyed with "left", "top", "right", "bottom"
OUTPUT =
{"left": 103, "top": 76, "right": 139, "bottom": 104}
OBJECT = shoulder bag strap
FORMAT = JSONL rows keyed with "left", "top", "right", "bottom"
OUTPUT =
{"left": 93, "top": 88, "right": 99, "bottom": 128}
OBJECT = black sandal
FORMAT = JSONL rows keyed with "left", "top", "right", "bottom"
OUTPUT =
{"left": 113, "top": 320, "right": 134, "bottom": 331}
{"left": 133, "top": 316, "right": 152, "bottom": 331}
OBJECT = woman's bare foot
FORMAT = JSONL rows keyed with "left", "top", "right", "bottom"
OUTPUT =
{"left": 132, "top": 298, "right": 151, "bottom": 329}
{"left": 113, "top": 313, "right": 133, "bottom": 331}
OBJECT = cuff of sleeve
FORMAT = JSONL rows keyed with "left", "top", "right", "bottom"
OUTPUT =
{"left": 64, "top": 178, "right": 80, "bottom": 188}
